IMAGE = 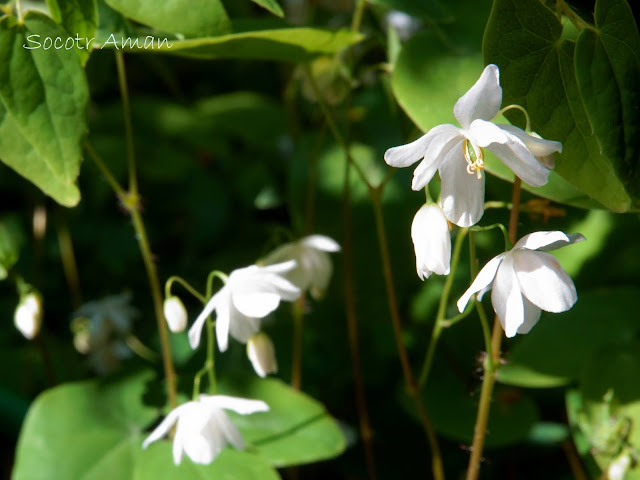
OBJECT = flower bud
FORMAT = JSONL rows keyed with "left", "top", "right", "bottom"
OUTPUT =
{"left": 14, "top": 292, "right": 43, "bottom": 340}
{"left": 164, "top": 296, "right": 187, "bottom": 333}
{"left": 247, "top": 332, "right": 277, "bottom": 378}
{"left": 411, "top": 204, "right": 451, "bottom": 280}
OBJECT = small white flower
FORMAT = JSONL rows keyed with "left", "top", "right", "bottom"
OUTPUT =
{"left": 164, "top": 296, "right": 188, "bottom": 333}
{"left": 189, "top": 262, "right": 300, "bottom": 351}
{"left": 457, "top": 231, "right": 585, "bottom": 337}
{"left": 142, "top": 394, "right": 269, "bottom": 465}
{"left": 384, "top": 64, "right": 562, "bottom": 227}
{"left": 261, "top": 235, "right": 340, "bottom": 299}
{"left": 411, "top": 204, "right": 451, "bottom": 280}
{"left": 385, "top": 11, "right": 422, "bottom": 41}
{"left": 247, "top": 332, "right": 278, "bottom": 377}
{"left": 14, "top": 293, "right": 43, "bottom": 340}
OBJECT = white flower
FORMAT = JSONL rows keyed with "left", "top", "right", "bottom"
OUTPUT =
{"left": 164, "top": 296, "right": 188, "bottom": 333}
{"left": 189, "top": 262, "right": 300, "bottom": 351}
{"left": 457, "top": 231, "right": 585, "bottom": 337}
{"left": 261, "top": 235, "right": 340, "bottom": 299}
{"left": 411, "top": 204, "right": 451, "bottom": 280}
{"left": 14, "top": 293, "right": 43, "bottom": 340}
{"left": 142, "top": 394, "right": 269, "bottom": 465}
{"left": 384, "top": 64, "right": 562, "bottom": 227}
{"left": 385, "top": 11, "right": 421, "bottom": 41}
{"left": 247, "top": 332, "right": 278, "bottom": 377}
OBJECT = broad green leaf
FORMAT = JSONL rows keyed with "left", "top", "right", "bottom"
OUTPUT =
{"left": 0, "top": 215, "right": 24, "bottom": 280}
{"left": 483, "top": 0, "right": 640, "bottom": 212}
{"left": 47, "top": 0, "right": 97, "bottom": 64}
{"left": 12, "top": 371, "right": 156, "bottom": 480}
{"left": 251, "top": 0, "right": 284, "bottom": 18}
{"left": 104, "top": 0, "right": 230, "bottom": 37}
{"left": 134, "top": 445, "right": 281, "bottom": 480}
{"left": 99, "top": 28, "right": 363, "bottom": 63}
{"left": 218, "top": 377, "right": 346, "bottom": 467}
{"left": 0, "top": 12, "right": 87, "bottom": 207}
{"left": 391, "top": 29, "right": 606, "bottom": 210}
{"left": 498, "top": 288, "right": 640, "bottom": 388}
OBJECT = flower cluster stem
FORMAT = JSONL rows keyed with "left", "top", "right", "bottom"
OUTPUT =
{"left": 371, "top": 193, "right": 445, "bottom": 480}
{"left": 465, "top": 178, "right": 521, "bottom": 480}
{"left": 419, "top": 227, "right": 468, "bottom": 389}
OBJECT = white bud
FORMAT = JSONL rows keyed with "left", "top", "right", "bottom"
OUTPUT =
{"left": 164, "top": 296, "right": 188, "bottom": 333}
{"left": 247, "top": 332, "right": 278, "bottom": 378}
{"left": 14, "top": 293, "right": 43, "bottom": 340}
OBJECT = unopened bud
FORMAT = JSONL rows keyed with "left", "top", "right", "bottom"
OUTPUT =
{"left": 14, "top": 292, "right": 43, "bottom": 340}
{"left": 163, "top": 296, "right": 187, "bottom": 333}
{"left": 247, "top": 332, "right": 277, "bottom": 378}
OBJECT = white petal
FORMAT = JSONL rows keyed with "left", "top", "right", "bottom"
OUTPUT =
{"left": 514, "top": 231, "right": 569, "bottom": 251}
{"left": 439, "top": 143, "right": 485, "bottom": 227}
{"left": 411, "top": 127, "right": 462, "bottom": 191}
{"left": 301, "top": 235, "right": 341, "bottom": 252}
{"left": 232, "top": 291, "right": 281, "bottom": 318}
{"left": 228, "top": 309, "right": 260, "bottom": 344}
{"left": 260, "top": 243, "right": 297, "bottom": 267}
{"left": 457, "top": 253, "right": 505, "bottom": 312}
{"left": 302, "top": 249, "right": 333, "bottom": 292}
{"left": 453, "top": 64, "right": 502, "bottom": 129}
{"left": 512, "top": 250, "right": 577, "bottom": 313}
{"left": 464, "top": 121, "right": 551, "bottom": 187}
{"left": 142, "top": 404, "right": 188, "bottom": 450}
{"left": 264, "top": 274, "right": 301, "bottom": 301}
{"left": 491, "top": 255, "right": 524, "bottom": 338}
{"left": 215, "top": 291, "right": 231, "bottom": 352}
{"left": 384, "top": 133, "right": 431, "bottom": 168}
{"left": 261, "top": 260, "right": 297, "bottom": 274}
{"left": 188, "top": 291, "right": 221, "bottom": 349}
{"left": 516, "top": 296, "right": 542, "bottom": 335}
{"left": 203, "top": 395, "right": 270, "bottom": 415}
{"left": 411, "top": 204, "right": 451, "bottom": 279}
{"left": 497, "top": 124, "right": 563, "bottom": 156}
{"left": 211, "top": 409, "right": 245, "bottom": 450}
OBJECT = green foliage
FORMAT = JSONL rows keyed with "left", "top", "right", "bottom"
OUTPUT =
{"left": 483, "top": 0, "right": 640, "bottom": 212}
{"left": 250, "top": 0, "right": 284, "bottom": 18}
{"left": 104, "top": 0, "right": 231, "bottom": 37}
{"left": 0, "top": 215, "right": 24, "bottom": 280}
{"left": 12, "top": 371, "right": 157, "bottom": 480}
{"left": 0, "top": 12, "right": 88, "bottom": 207}
{"left": 47, "top": 0, "right": 97, "bottom": 64}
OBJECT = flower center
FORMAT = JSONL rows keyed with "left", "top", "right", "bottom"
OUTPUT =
{"left": 463, "top": 138, "right": 484, "bottom": 179}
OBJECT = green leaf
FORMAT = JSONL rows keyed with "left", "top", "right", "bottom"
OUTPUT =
{"left": 483, "top": 0, "right": 640, "bottom": 212}
{"left": 98, "top": 27, "right": 363, "bottom": 63}
{"left": 134, "top": 445, "right": 281, "bottom": 480}
{"left": 0, "top": 12, "right": 87, "bottom": 207}
{"left": 0, "top": 215, "right": 24, "bottom": 280}
{"left": 498, "top": 288, "right": 640, "bottom": 388}
{"left": 12, "top": 371, "right": 156, "bottom": 480}
{"left": 250, "top": 0, "right": 284, "bottom": 18}
{"left": 104, "top": 0, "right": 230, "bottom": 37}
{"left": 47, "top": 0, "right": 97, "bottom": 64}
{"left": 218, "top": 377, "right": 346, "bottom": 467}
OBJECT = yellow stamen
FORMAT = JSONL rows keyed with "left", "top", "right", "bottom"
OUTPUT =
{"left": 463, "top": 138, "right": 485, "bottom": 179}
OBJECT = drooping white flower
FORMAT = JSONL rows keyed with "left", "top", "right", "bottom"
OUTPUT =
{"left": 411, "top": 204, "right": 451, "bottom": 280}
{"left": 142, "top": 395, "right": 269, "bottom": 465}
{"left": 189, "top": 262, "right": 300, "bottom": 351}
{"left": 14, "top": 292, "right": 43, "bottom": 340}
{"left": 457, "top": 231, "right": 585, "bottom": 337}
{"left": 384, "top": 64, "right": 562, "bottom": 227}
{"left": 261, "top": 235, "right": 340, "bottom": 300}
{"left": 164, "top": 296, "right": 188, "bottom": 333}
{"left": 247, "top": 332, "right": 278, "bottom": 378}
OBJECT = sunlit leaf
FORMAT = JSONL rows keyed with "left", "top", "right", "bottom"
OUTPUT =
{"left": 47, "top": 0, "right": 97, "bottom": 64}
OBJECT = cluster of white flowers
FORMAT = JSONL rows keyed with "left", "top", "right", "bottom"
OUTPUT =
{"left": 385, "top": 64, "right": 583, "bottom": 337}
{"left": 151, "top": 234, "right": 340, "bottom": 465}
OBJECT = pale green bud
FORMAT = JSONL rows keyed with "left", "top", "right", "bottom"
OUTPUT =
{"left": 164, "top": 296, "right": 188, "bottom": 333}
{"left": 247, "top": 332, "right": 277, "bottom": 378}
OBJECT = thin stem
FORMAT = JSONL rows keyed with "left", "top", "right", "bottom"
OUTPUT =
{"left": 206, "top": 317, "right": 216, "bottom": 393}
{"left": 440, "top": 302, "right": 475, "bottom": 328}
{"left": 130, "top": 209, "right": 178, "bottom": 409}
{"left": 15, "top": 0, "right": 23, "bottom": 22}
{"left": 562, "top": 440, "right": 589, "bottom": 480}
{"left": 126, "top": 335, "right": 158, "bottom": 362}
{"left": 165, "top": 276, "right": 206, "bottom": 303}
{"left": 290, "top": 295, "right": 305, "bottom": 390}
{"left": 371, "top": 193, "right": 444, "bottom": 480}
{"left": 419, "top": 227, "right": 468, "bottom": 388}
{"left": 84, "top": 141, "right": 126, "bottom": 197}
{"left": 351, "top": 0, "right": 367, "bottom": 32}
{"left": 115, "top": 50, "right": 138, "bottom": 196}
{"left": 495, "top": 104, "right": 531, "bottom": 132}
{"left": 465, "top": 178, "right": 522, "bottom": 480}
{"left": 469, "top": 231, "right": 493, "bottom": 369}
{"left": 57, "top": 223, "right": 82, "bottom": 309}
